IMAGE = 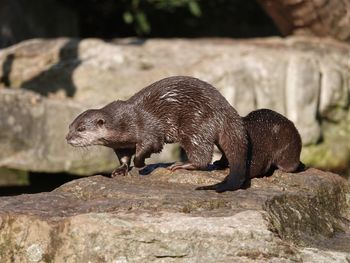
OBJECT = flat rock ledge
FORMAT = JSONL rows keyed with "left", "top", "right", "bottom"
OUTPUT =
{"left": 0, "top": 167, "right": 349, "bottom": 262}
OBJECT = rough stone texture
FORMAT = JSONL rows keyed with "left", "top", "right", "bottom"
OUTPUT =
{"left": 0, "top": 168, "right": 349, "bottom": 262}
{"left": 257, "top": 0, "right": 350, "bottom": 42}
{"left": 0, "top": 89, "right": 113, "bottom": 174}
{"left": 0, "top": 89, "right": 177, "bottom": 174}
{"left": 285, "top": 56, "right": 320, "bottom": 145}
{"left": 301, "top": 109, "right": 350, "bottom": 176}
{"left": 0, "top": 168, "right": 28, "bottom": 186}
{"left": 1, "top": 37, "right": 350, "bottom": 173}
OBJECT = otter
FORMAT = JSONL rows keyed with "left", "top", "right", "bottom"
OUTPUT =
{"left": 197, "top": 109, "right": 302, "bottom": 190}
{"left": 66, "top": 76, "right": 248, "bottom": 193}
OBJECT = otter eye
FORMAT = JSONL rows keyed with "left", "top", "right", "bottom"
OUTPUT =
{"left": 97, "top": 119, "right": 105, "bottom": 127}
{"left": 77, "top": 126, "right": 85, "bottom": 132}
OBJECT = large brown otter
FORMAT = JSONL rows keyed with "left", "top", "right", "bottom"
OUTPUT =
{"left": 66, "top": 76, "right": 248, "bottom": 193}
{"left": 197, "top": 109, "right": 302, "bottom": 190}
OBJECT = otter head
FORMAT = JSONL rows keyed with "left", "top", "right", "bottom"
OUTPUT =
{"left": 66, "top": 109, "right": 110, "bottom": 147}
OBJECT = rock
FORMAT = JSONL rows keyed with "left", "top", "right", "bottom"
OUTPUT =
{"left": 0, "top": 89, "right": 178, "bottom": 174}
{"left": 0, "top": 168, "right": 28, "bottom": 186}
{"left": 301, "top": 109, "right": 350, "bottom": 176}
{"left": 319, "top": 66, "right": 349, "bottom": 122}
{"left": 0, "top": 168, "right": 348, "bottom": 262}
{"left": 1, "top": 36, "right": 350, "bottom": 173}
{"left": 0, "top": 88, "right": 113, "bottom": 174}
{"left": 285, "top": 56, "right": 320, "bottom": 145}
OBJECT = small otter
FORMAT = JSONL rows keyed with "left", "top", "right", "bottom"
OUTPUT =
{"left": 66, "top": 76, "right": 248, "bottom": 193}
{"left": 197, "top": 109, "right": 302, "bottom": 190}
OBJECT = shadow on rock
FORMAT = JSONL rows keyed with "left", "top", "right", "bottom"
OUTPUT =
{"left": 20, "top": 39, "right": 80, "bottom": 97}
{"left": 0, "top": 172, "right": 81, "bottom": 196}
{"left": 1, "top": 53, "right": 14, "bottom": 87}
{"left": 137, "top": 162, "right": 226, "bottom": 176}
{"left": 138, "top": 163, "right": 173, "bottom": 175}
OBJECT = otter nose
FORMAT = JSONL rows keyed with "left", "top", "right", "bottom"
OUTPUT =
{"left": 66, "top": 133, "right": 72, "bottom": 142}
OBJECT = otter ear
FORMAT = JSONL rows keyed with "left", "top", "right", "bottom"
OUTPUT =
{"left": 97, "top": 118, "right": 105, "bottom": 127}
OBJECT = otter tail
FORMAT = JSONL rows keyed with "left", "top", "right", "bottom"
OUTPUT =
{"left": 196, "top": 165, "right": 247, "bottom": 192}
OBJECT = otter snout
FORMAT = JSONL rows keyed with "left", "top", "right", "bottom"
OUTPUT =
{"left": 66, "top": 136, "right": 81, "bottom": 146}
{"left": 65, "top": 132, "right": 74, "bottom": 144}
{"left": 66, "top": 131, "right": 80, "bottom": 146}
{"left": 65, "top": 129, "right": 101, "bottom": 147}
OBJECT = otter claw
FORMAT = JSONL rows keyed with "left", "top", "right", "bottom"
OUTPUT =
{"left": 168, "top": 162, "right": 200, "bottom": 171}
{"left": 111, "top": 164, "right": 128, "bottom": 177}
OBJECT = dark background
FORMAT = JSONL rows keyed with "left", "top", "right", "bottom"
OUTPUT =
{"left": 61, "top": 0, "right": 278, "bottom": 38}
{"left": 0, "top": 0, "right": 279, "bottom": 48}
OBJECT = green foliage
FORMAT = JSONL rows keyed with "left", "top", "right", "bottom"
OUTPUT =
{"left": 122, "top": 0, "right": 202, "bottom": 35}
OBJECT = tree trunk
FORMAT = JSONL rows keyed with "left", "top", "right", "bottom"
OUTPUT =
{"left": 257, "top": 0, "right": 350, "bottom": 42}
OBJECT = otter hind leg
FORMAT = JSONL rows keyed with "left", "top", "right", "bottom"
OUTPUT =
{"left": 168, "top": 138, "right": 213, "bottom": 171}
{"left": 217, "top": 131, "right": 247, "bottom": 192}
{"left": 276, "top": 159, "right": 300, "bottom": 173}
{"left": 197, "top": 129, "right": 248, "bottom": 192}
{"left": 275, "top": 152, "right": 301, "bottom": 173}
{"left": 168, "top": 162, "right": 201, "bottom": 171}
{"left": 275, "top": 137, "right": 302, "bottom": 173}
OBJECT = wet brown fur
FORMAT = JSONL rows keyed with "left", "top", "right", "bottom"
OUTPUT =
{"left": 67, "top": 76, "right": 248, "bottom": 192}
{"left": 210, "top": 109, "right": 302, "bottom": 181}
{"left": 244, "top": 109, "right": 302, "bottom": 177}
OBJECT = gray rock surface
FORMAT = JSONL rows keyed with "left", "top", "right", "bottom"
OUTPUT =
{"left": 0, "top": 89, "right": 114, "bottom": 174}
{"left": 1, "top": 37, "right": 350, "bottom": 174}
{"left": 285, "top": 56, "right": 320, "bottom": 145}
{"left": 0, "top": 89, "right": 177, "bottom": 174}
{"left": 0, "top": 168, "right": 349, "bottom": 262}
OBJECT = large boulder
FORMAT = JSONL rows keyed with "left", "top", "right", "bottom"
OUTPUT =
{"left": 0, "top": 89, "right": 176, "bottom": 175}
{"left": 0, "top": 89, "right": 115, "bottom": 174}
{"left": 0, "top": 168, "right": 349, "bottom": 262}
{"left": 0, "top": 37, "right": 350, "bottom": 174}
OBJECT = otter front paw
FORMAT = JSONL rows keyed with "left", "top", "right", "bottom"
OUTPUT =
{"left": 111, "top": 164, "right": 128, "bottom": 177}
